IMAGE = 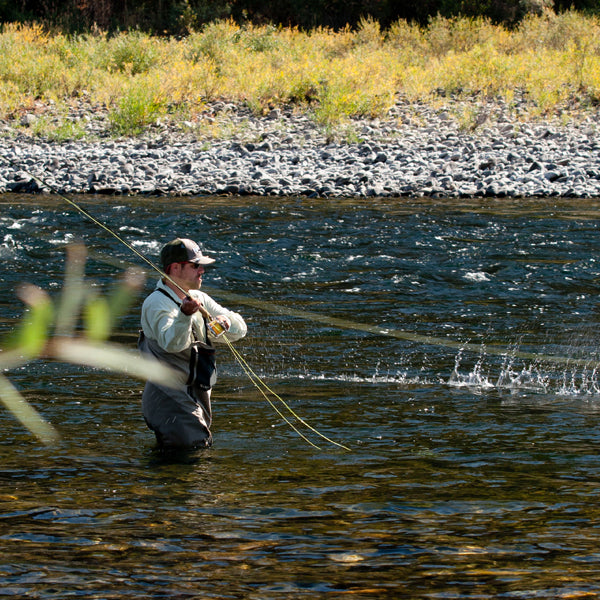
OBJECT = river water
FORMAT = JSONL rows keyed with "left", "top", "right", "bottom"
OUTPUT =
{"left": 2, "top": 195, "right": 600, "bottom": 598}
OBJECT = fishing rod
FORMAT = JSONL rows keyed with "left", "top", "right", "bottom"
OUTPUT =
{"left": 24, "top": 173, "right": 190, "bottom": 294}
{"left": 16, "top": 168, "right": 348, "bottom": 451}
{"left": 19, "top": 168, "right": 223, "bottom": 329}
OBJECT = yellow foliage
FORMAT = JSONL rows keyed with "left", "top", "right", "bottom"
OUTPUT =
{"left": 1, "top": 14, "right": 599, "bottom": 131}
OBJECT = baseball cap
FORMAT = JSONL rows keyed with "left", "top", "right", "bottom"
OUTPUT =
{"left": 160, "top": 238, "right": 215, "bottom": 269}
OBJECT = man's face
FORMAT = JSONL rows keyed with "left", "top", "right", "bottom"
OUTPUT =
{"left": 172, "top": 261, "right": 205, "bottom": 290}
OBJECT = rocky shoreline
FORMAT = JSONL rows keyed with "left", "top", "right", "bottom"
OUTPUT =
{"left": 1, "top": 99, "right": 599, "bottom": 198}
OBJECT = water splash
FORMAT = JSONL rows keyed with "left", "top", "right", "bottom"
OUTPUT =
{"left": 495, "top": 358, "right": 550, "bottom": 393}
{"left": 448, "top": 343, "right": 600, "bottom": 398}
{"left": 448, "top": 349, "right": 494, "bottom": 391}
{"left": 556, "top": 365, "right": 600, "bottom": 397}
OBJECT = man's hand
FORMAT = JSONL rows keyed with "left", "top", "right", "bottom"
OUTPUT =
{"left": 215, "top": 315, "right": 231, "bottom": 331}
{"left": 180, "top": 297, "right": 200, "bottom": 316}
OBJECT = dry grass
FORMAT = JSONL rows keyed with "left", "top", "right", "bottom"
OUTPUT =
{"left": 0, "top": 11, "right": 599, "bottom": 137}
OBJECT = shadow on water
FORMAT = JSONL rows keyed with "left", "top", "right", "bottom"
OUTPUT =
{"left": 2, "top": 195, "right": 600, "bottom": 598}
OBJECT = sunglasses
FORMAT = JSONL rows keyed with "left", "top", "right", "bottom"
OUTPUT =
{"left": 177, "top": 261, "right": 201, "bottom": 269}
{"left": 179, "top": 261, "right": 213, "bottom": 270}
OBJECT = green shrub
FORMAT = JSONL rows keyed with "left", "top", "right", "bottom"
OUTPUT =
{"left": 99, "top": 30, "right": 161, "bottom": 74}
{"left": 109, "top": 79, "right": 167, "bottom": 135}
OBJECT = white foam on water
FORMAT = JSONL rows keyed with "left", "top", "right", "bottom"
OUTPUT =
{"left": 1, "top": 232, "right": 25, "bottom": 259}
{"left": 48, "top": 232, "right": 76, "bottom": 245}
{"left": 463, "top": 271, "right": 490, "bottom": 282}
{"left": 131, "top": 239, "right": 161, "bottom": 254}
{"left": 270, "top": 369, "right": 429, "bottom": 386}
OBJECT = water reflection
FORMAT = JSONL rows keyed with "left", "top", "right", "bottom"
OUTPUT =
{"left": 2, "top": 195, "right": 600, "bottom": 597}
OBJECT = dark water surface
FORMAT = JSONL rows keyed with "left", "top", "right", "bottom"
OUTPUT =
{"left": 2, "top": 195, "right": 600, "bottom": 598}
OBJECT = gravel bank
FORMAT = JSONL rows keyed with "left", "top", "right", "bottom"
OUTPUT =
{"left": 1, "top": 99, "right": 599, "bottom": 198}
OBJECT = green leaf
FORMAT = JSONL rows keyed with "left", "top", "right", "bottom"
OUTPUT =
{"left": 84, "top": 295, "right": 112, "bottom": 341}
{"left": 11, "top": 284, "right": 54, "bottom": 357}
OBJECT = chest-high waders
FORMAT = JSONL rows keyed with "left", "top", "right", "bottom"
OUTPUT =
{"left": 138, "top": 289, "right": 218, "bottom": 449}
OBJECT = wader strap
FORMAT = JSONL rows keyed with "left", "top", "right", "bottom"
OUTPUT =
{"left": 155, "top": 287, "right": 181, "bottom": 306}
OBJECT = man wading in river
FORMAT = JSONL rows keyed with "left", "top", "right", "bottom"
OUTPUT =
{"left": 138, "top": 238, "right": 247, "bottom": 449}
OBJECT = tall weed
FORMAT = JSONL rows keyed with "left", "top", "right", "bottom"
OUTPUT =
{"left": 426, "top": 15, "right": 498, "bottom": 56}
{"left": 98, "top": 30, "right": 161, "bottom": 74}
{"left": 386, "top": 19, "right": 426, "bottom": 52}
{"left": 185, "top": 19, "right": 241, "bottom": 63}
{"left": 0, "top": 244, "right": 182, "bottom": 445}
{"left": 109, "top": 76, "right": 167, "bottom": 135}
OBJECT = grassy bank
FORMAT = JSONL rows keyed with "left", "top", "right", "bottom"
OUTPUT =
{"left": 1, "top": 10, "right": 599, "bottom": 139}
